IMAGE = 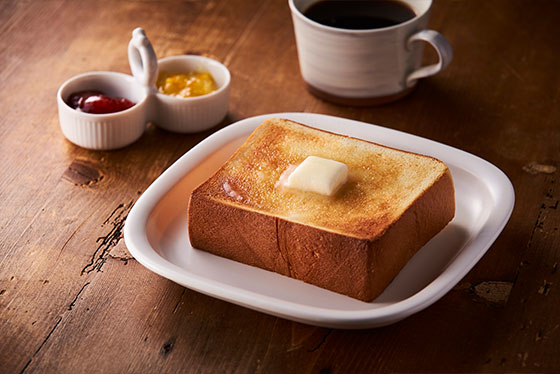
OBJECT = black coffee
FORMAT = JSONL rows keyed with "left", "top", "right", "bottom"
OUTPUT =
{"left": 303, "top": 0, "right": 416, "bottom": 30}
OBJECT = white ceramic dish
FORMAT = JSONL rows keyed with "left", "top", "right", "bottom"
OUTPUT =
{"left": 57, "top": 28, "right": 230, "bottom": 150}
{"left": 57, "top": 71, "right": 149, "bottom": 150}
{"left": 124, "top": 113, "right": 515, "bottom": 329}
{"left": 152, "top": 55, "right": 230, "bottom": 133}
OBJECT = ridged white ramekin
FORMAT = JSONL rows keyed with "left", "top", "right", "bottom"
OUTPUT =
{"left": 152, "top": 55, "right": 230, "bottom": 133}
{"left": 57, "top": 71, "right": 149, "bottom": 150}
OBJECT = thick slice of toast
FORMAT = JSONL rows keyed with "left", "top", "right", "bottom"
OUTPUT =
{"left": 188, "top": 118, "right": 455, "bottom": 301}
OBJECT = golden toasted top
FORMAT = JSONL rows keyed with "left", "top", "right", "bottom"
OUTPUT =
{"left": 193, "top": 118, "right": 450, "bottom": 239}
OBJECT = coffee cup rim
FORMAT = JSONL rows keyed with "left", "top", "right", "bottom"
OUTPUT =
{"left": 288, "top": 0, "right": 432, "bottom": 34}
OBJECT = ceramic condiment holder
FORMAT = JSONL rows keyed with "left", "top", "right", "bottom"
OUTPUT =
{"left": 57, "top": 28, "right": 231, "bottom": 150}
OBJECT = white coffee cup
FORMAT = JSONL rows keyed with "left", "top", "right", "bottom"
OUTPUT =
{"left": 289, "top": 0, "right": 452, "bottom": 105}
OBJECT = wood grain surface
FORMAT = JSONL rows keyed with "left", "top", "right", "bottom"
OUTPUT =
{"left": 1, "top": 0, "right": 559, "bottom": 372}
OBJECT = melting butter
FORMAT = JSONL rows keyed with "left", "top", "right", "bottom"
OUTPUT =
{"left": 283, "top": 156, "right": 348, "bottom": 196}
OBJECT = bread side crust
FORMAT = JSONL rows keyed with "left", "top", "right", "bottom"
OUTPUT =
{"left": 364, "top": 168, "right": 455, "bottom": 299}
{"left": 188, "top": 188, "right": 373, "bottom": 300}
{"left": 188, "top": 168, "right": 455, "bottom": 302}
{"left": 188, "top": 191, "right": 290, "bottom": 277}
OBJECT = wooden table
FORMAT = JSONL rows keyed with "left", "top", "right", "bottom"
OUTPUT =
{"left": 1, "top": 0, "right": 559, "bottom": 372}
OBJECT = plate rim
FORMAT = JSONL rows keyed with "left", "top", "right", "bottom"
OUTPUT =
{"left": 124, "top": 112, "right": 515, "bottom": 328}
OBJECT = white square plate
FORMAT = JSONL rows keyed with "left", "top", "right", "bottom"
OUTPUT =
{"left": 124, "top": 113, "right": 515, "bottom": 329}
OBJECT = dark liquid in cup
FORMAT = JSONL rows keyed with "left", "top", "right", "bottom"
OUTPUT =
{"left": 303, "top": 0, "right": 416, "bottom": 30}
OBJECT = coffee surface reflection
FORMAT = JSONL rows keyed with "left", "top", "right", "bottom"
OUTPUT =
{"left": 303, "top": 0, "right": 416, "bottom": 30}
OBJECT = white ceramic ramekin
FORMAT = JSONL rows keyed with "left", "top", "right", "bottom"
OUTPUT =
{"left": 57, "top": 71, "right": 150, "bottom": 150}
{"left": 151, "top": 55, "right": 230, "bottom": 133}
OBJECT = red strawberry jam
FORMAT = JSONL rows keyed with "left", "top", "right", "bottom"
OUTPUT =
{"left": 67, "top": 90, "right": 135, "bottom": 114}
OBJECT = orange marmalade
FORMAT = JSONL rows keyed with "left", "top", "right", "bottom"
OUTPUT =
{"left": 156, "top": 71, "right": 217, "bottom": 98}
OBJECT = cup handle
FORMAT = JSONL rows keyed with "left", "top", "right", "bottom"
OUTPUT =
{"left": 405, "top": 30, "right": 453, "bottom": 87}
{"left": 128, "top": 27, "right": 158, "bottom": 89}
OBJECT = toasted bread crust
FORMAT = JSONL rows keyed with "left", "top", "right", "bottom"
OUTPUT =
{"left": 188, "top": 119, "right": 455, "bottom": 302}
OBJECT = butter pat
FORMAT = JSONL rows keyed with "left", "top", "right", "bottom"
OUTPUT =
{"left": 285, "top": 156, "right": 348, "bottom": 196}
